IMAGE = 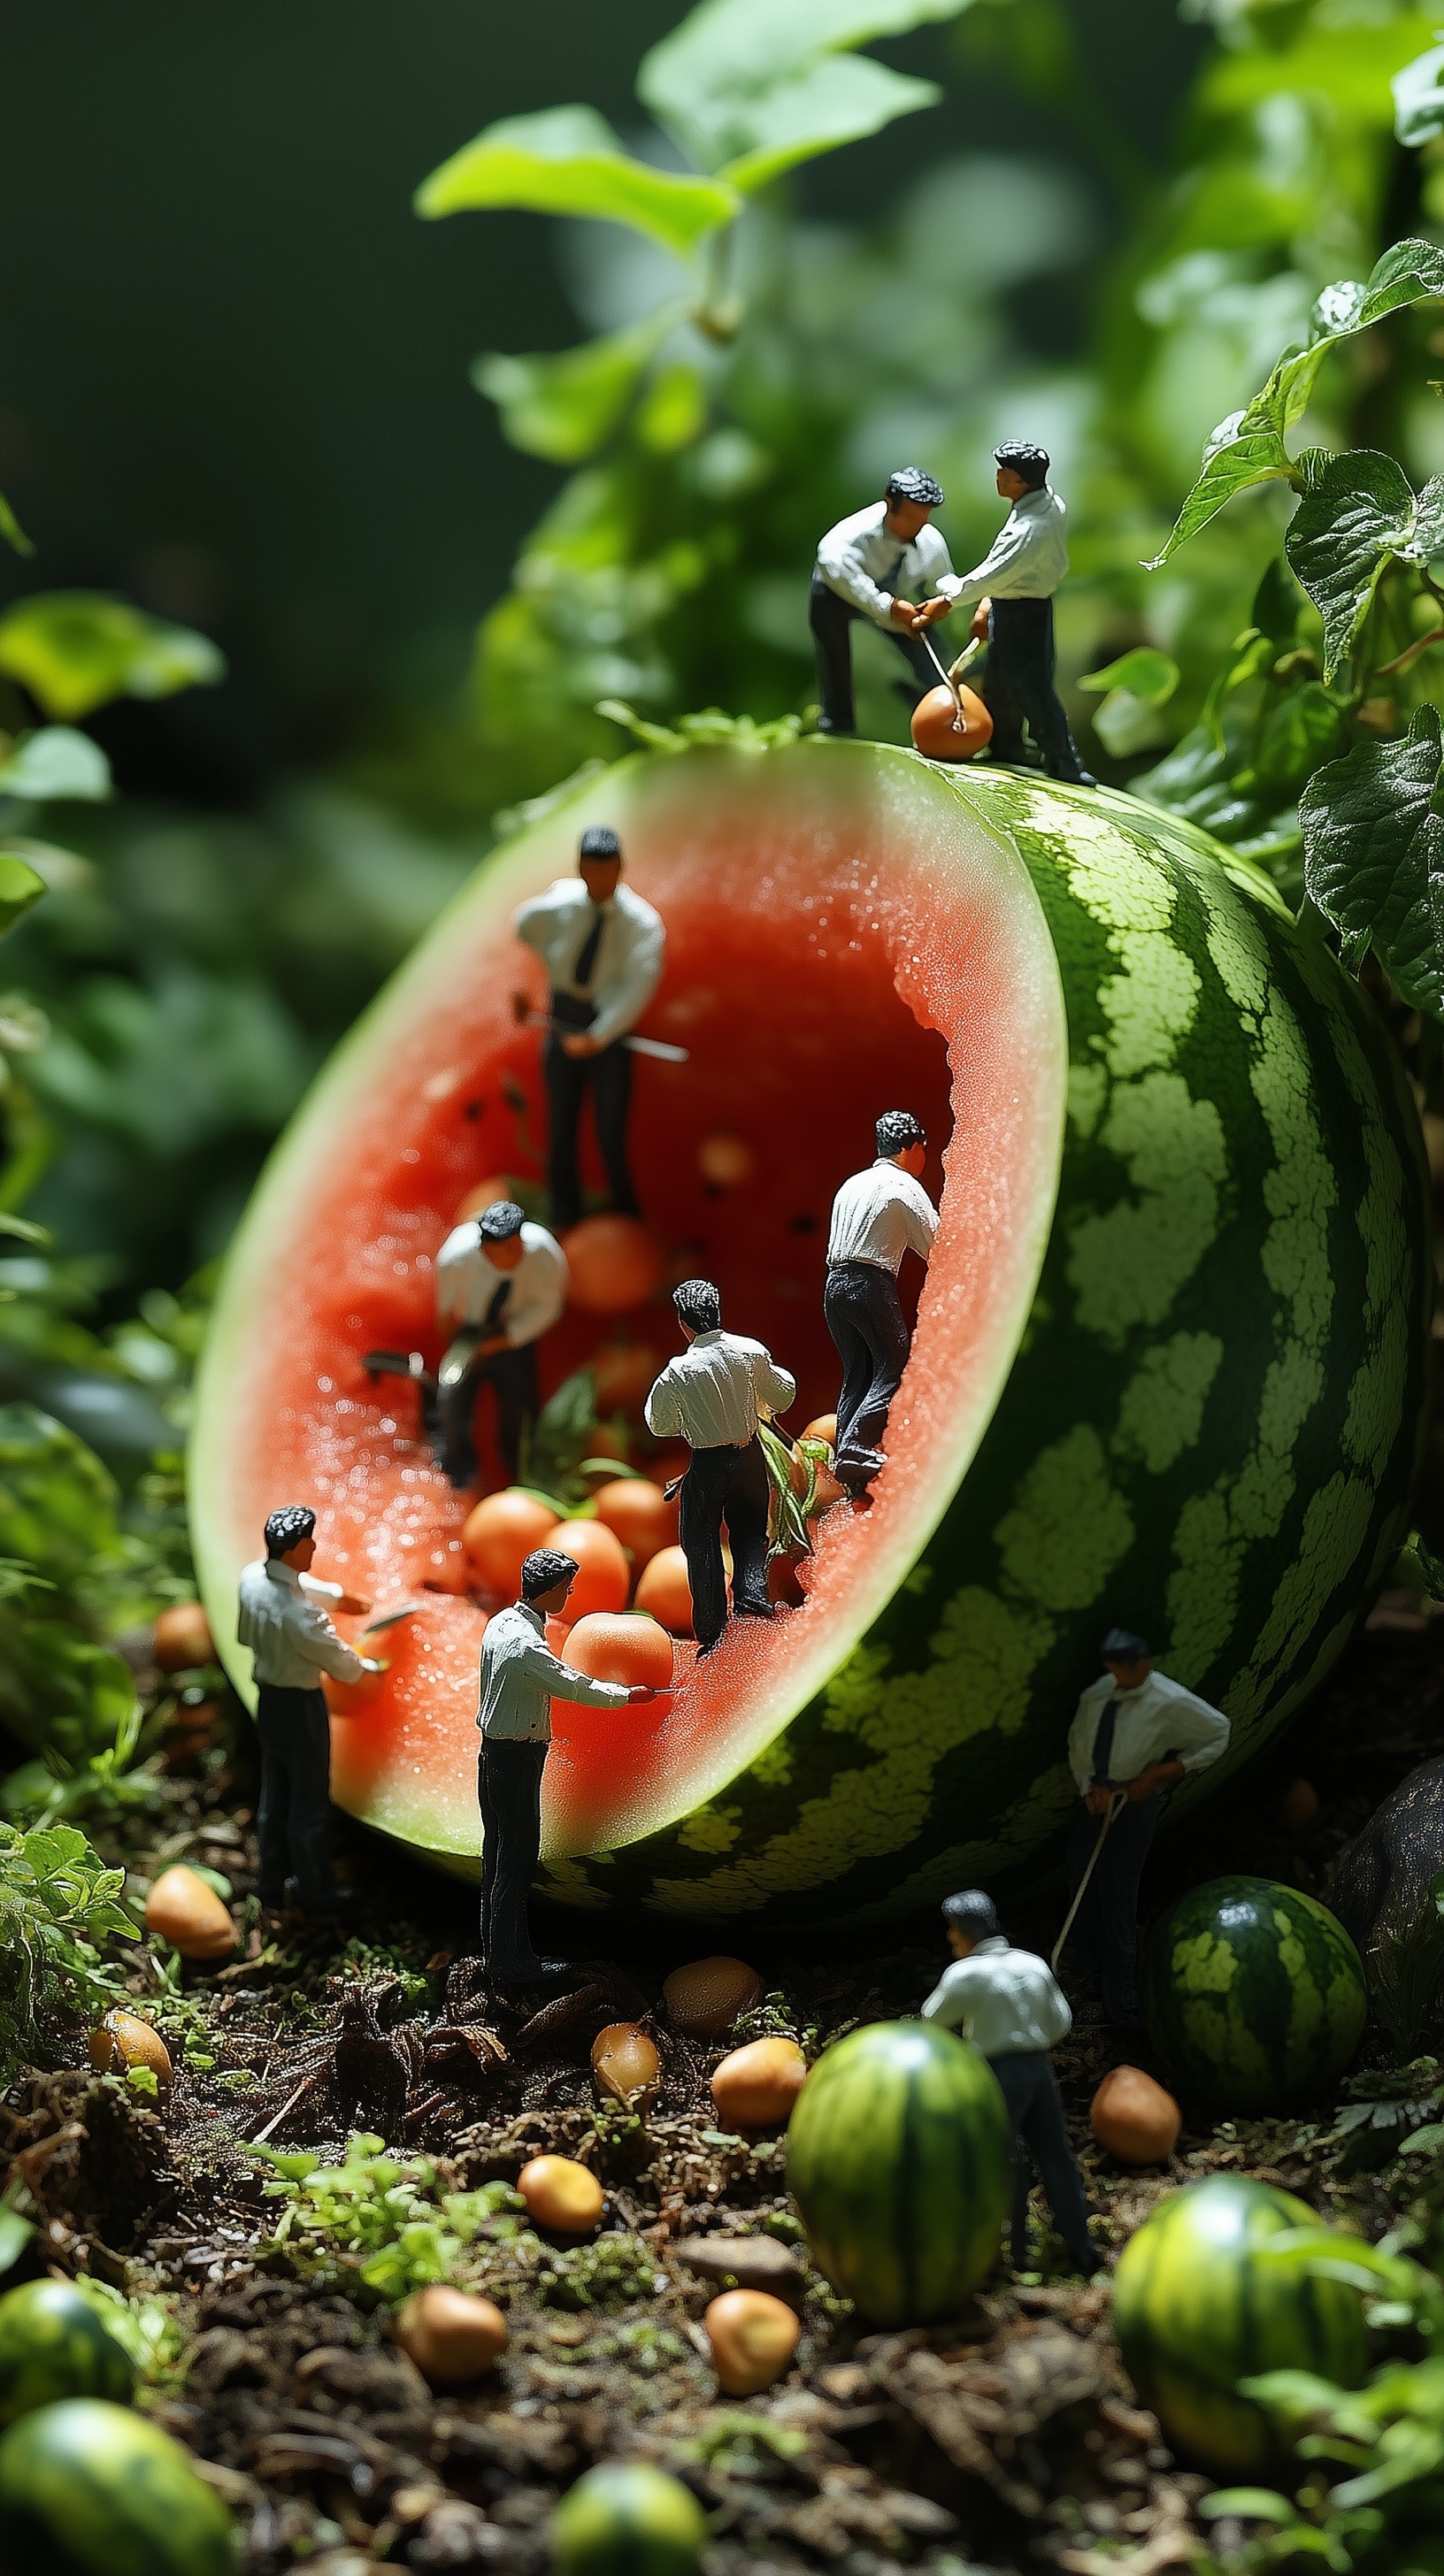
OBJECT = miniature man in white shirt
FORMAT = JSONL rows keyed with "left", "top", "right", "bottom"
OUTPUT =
{"left": 236, "top": 1503, "right": 383, "bottom": 1918}
{"left": 912, "top": 439, "right": 1095, "bottom": 786}
{"left": 923, "top": 1889, "right": 1099, "bottom": 2278}
{"left": 1063, "top": 1626, "right": 1230, "bottom": 2026}
{"left": 811, "top": 465, "right": 957, "bottom": 735}
{"left": 476, "top": 1544, "right": 659, "bottom": 1988}
{"left": 512, "top": 824, "right": 664, "bottom": 1232}
{"left": 825, "top": 1109, "right": 938, "bottom": 1500}
{"left": 645, "top": 1278, "right": 796, "bottom": 1659}
{"left": 425, "top": 1198, "right": 567, "bottom": 1489}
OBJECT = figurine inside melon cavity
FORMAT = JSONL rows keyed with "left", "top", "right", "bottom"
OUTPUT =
{"left": 192, "top": 737, "right": 1429, "bottom": 1927}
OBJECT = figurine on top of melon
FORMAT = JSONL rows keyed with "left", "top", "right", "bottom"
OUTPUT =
{"left": 810, "top": 465, "right": 956, "bottom": 737}
{"left": 645, "top": 1279, "right": 796, "bottom": 1662}
{"left": 825, "top": 1109, "right": 938, "bottom": 1505}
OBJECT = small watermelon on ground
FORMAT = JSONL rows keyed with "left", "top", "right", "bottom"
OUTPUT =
{"left": 192, "top": 740, "right": 1431, "bottom": 1926}
{"left": 1113, "top": 2175, "right": 1371, "bottom": 2474}
{"left": 551, "top": 2461, "right": 709, "bottom": 2576}
{"left": 0, "top": 2281, "right": 135, "bottom": 2425}
{"left": 1141, "top": 1875, "right": 1367, "bottom": 2113}
{"left": 0, "top": 2397, "right": 234, "bottom": 2576}
{"left": 786, "top": 2020, "right": 1011, "bottom": 2323}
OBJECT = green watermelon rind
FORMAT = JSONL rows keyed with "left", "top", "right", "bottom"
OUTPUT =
{"left": 0, "top": 2398, "right": 235, "bottom": 2576}
{"left": 1140, "top": 1874, "right": 1368, "bottom": 2113}
{"left": 552, "top": 2461, "right": 710, "bottom": 2576}
{"left": 0, "top": 2283, "right": 135, "bottom": 2426}
{"left": 786, "top": 2019, "right": 1012, "bottom": 2323}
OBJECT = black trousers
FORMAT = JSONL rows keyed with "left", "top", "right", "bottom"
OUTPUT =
{"left": 990, "top": 2051, "right": 1095, "bottom": 2273}
{"left": 255, "top": 1684, "right": 336, "bottom": 1912}
{"left": 824, "top": 1260, "right": 910, "bottom": 1484}
{"left": 433, "top": 1339, "right": 538, "bottom": 1488}
{"left": 1063, "top": 1791, "right": 1161, "bottom": 2025}
{"left": 478, "top": 1738, "right": 549, "bottom": 1980}
{"left": 983, "top": 597, "right": 1090, "bottom": 782}
{"left": 545, "top": 990, "right": 636, "bottom": 1233}
{"left": 810, "top": 574, "right": 935, "bottom": 735}
{"left": 680, "top": 1439, "right": 772, "bottom": 1650}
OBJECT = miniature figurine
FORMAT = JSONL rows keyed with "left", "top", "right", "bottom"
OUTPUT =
{"left": 426, "top": 1197, "right": 567, "bottom": 1488}
{"left": 1061, "top": 1628, "right": 1231, "bottom": 2027}
{"left": 825, "top": 1111, "right": 937, "bottom": 1500}
{"left": 912, "top": 440, "right": 1095, "bottom": 786}
{"left": 813, "top": 467, "right": 963, "bottom": 737}
{"left": 644, "top": 1279, "right": 796, "bottom": 1660}
{"left": 477, "top": 1545, "right": 659, "bottom": 1986}
{"left": 512, "top": 825, "right": 665, "bottom": 1232}
{"left": 922, "top": 1888, "right": 1100, "bottom": 2279}
{"left": 236, "top": 1505, "right": 383, "bottom": 1918}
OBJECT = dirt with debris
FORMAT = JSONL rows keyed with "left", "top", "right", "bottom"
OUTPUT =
{"left": 4, "top": 1603, "right": 1444, "bottom": 2575}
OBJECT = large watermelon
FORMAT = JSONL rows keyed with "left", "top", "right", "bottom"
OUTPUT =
{"left": 1141, "top": 1874, "right": 1368, "bottom": 2112}
{"left": 0, "top": 2397, "right": 234, "bottom": 2576}
{"left": 190, "top": 740, "right": 1430, "bottom": 1924}
{"left": 786, "top": 2019, "right": 1012, "bottom": 2320}
{"left": 1112, "top": 2175, "right": 1371, "bottom": 2473}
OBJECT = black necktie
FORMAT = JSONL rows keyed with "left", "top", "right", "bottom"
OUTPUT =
{"left": 879, "top": 547, "right": 906, "bottom": 594}
{"left": 1091, "top": 1698, "right": 1121, "bottom": 1784}
{"left": 482, "top": 1274, "right": 512, "bottom": 1335}
{"left": 572, "top": 905, "right": 605, "bottom": 991}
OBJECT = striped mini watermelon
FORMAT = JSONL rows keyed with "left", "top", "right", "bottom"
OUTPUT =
{"left": 1113, "top": 2174, "right": 1371, "bottom": 2473}
{"left": 0, "top": 2398, "right": 234, "bottom": 2576}
{"left": 551, "top": 2462, "right": 709, "bottom": 2576}
{"left": 191, "top": 740, "right": 1430, "bottom": 1924}
{"left": 1141, "top": 1875, "right": 1367, "bottom": 2113}
{"left": 0, "top": 2282, "right": 134, "bottom": 2426}
{"left": 786, "top": 2020, "right": 1012, "bottom": 2321}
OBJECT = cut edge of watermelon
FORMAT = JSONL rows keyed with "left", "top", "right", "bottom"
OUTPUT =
{"left": 191, "top": 740, "right": 1071, "bottom": 1870}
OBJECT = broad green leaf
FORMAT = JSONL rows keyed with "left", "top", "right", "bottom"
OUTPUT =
{"left": 1079, "top": 647, "right": 1179, "bottom": 705}
{"left": 1202, "top": 15, "right": 1443, "bottom": 123}
{"left": 0, "top": 728, "right": 112, "bottom": 803}
{"left": 472, "top": 309, "right": 680, "bottom": 464}
{"left": 1284, "top": 450, "right": 1444, "bottom": 678}
{"left": 1198, "top": 2490, "right": 1303, "bottom": 2526}
{"left": 0, "top": 594, "right": 224, "bottom": 722}
{"left": 1146, "top": 239, "right": 1444, "bottom": 569}
{"left": 639, "top": 0, "right": 973, "bottom": 181}
{"left": 0, "top": 857, "right": 45, "bottom": 939}
{"left": 0, "top": 493, "right": 32, "bottom": 560}
{"left": 1300, "top": 707, "right": 1444, "bottom": 1014}
{"left": 415, "top": 107, "right": 740, "bottom": 261}
{"left": 1394, "top": 41, "right": 1444, "bottom": 146}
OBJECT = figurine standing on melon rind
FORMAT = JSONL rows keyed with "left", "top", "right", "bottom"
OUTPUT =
{"left": 645, "top": 1280, "right": 796, "bottom": 1660}
{"left": 922, "top": 1888, "right": 1100, "bottom": 2279}
{"left": 1061, "top": 1629, "right": 1230, "bottom": 2028}
{"left": 236, "top": 1506, "right": 384, "bottom": 1919}
{"left": 476, "top": 1545, "right": 658, "bottom": 1989}
{"left": 810, "top": 468, "right": 960, "bottom": 736}
{"left": 824, "top": 1112, "right": 937, "bottom": 1502}
{"left": 512, "top": 825, "right": 664, "bottom": 1233}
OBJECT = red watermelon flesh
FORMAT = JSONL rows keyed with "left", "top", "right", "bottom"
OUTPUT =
{"left": 194, "top": 745, "right": 1066, "bottom": 1871}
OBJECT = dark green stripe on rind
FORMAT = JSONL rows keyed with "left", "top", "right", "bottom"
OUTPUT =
{"left": 1141, "top": 1875, "right": 1367, "bottom": 2112}
{"left": 786, "top": 2021, "right": 1011, "bottom": 2325}
{"left": 1113, "top": 2176, "right": 1370, "bottom": 2474}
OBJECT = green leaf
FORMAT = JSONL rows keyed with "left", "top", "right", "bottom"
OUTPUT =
{"left": 1146, "top": 239, "right": 1444, "bottom": 569}
{"left": 472, "top": 308, "right": 681, "bottom": 465}
{"left": 0, "top": 855, "right": 46, "bottom": 941}
{"left": 414, "top": 107, "right": 740, "bottom": 261}
{"left": 0, "top": 493, "right": 33, "bottom": 561}
{"left": 1198, "top": 2490, "right": 1303, "bottom": 2526}
{"left": 1079, "top": 647, "right": 1179, "bottom": 705}
{"left": 1394, "top": 41, "right": 1444, "bottom": 146}
{"left": 639, "top": 0, "right": 974, "bottom": 186}
{"left": 0, "top": 595, "right": 224, "bottom": 723}
{"left": 1285, "top": 450, "right": 1444, "bottom": 678}
{"left": 1300, "top": 706, "right": 1444, "bottom": 1013}
{"left": 0, "top": 728, "right": 111, "bottom": 805}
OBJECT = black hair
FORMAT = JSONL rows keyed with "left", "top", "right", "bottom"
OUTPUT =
{"left": 673, "top": 1276, "right": 722, "bottom": 1335}
{"left": 265, "top": 1504, "right": 316, "bottom": 1560}
{"left": 876, "top": 1109, "right": 926, "bottom": 1159}
{"left": 1101, "top": 1626, "right": 1150, "bottom": 1662}
{"left": 479, "top": 1199, "right": 525, "bottom": 1243}
{"left": 941, "top": 1889, "right": 998, "bottom": 1942}
{"left": 580, "top": 825, "right": 622, "bottom": 863}
{"left": 885, "top": 466, "right": 944, "bottom": 510}
{"left": 994, "top": 440, "right": 1049, "bottom": 489}
{"left": 522, "top": 1547, "right": 580, "bottom": 1603}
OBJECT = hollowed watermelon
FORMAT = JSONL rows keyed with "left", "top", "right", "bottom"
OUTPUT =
{"left": 191, "top": 740, "right": 1430, "bottom": 1926}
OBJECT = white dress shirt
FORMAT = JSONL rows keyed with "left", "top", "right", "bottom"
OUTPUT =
{"left": 645, "top": 1330, "right": 796, "bottom": 1452}
{"left": 921, "top": 1936, "right": 1072, "bottom": 2058}
{"left": 513, "top": 877, "right": 665, "bottom": 1050}
{"left": 435, "top": 1219, "right": 568, "bottom": 1345}
{"left": 827, "top": 1159, "right": 938, "bottom": 1273}
{"left": 815, "top": 501, "right": 957, "bottom": 628}
{"left": 237, "top": 1558, "right": 372, "bottom": 1691}
{"left": 1067, "top": 1668, "right": 1230, "bottom": 1795}
{"left": 936, "top": 485, "right": 1070, "bottom": 610}
{"left": 477, "top": 1600, "right": 632, "bottom": 1744}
